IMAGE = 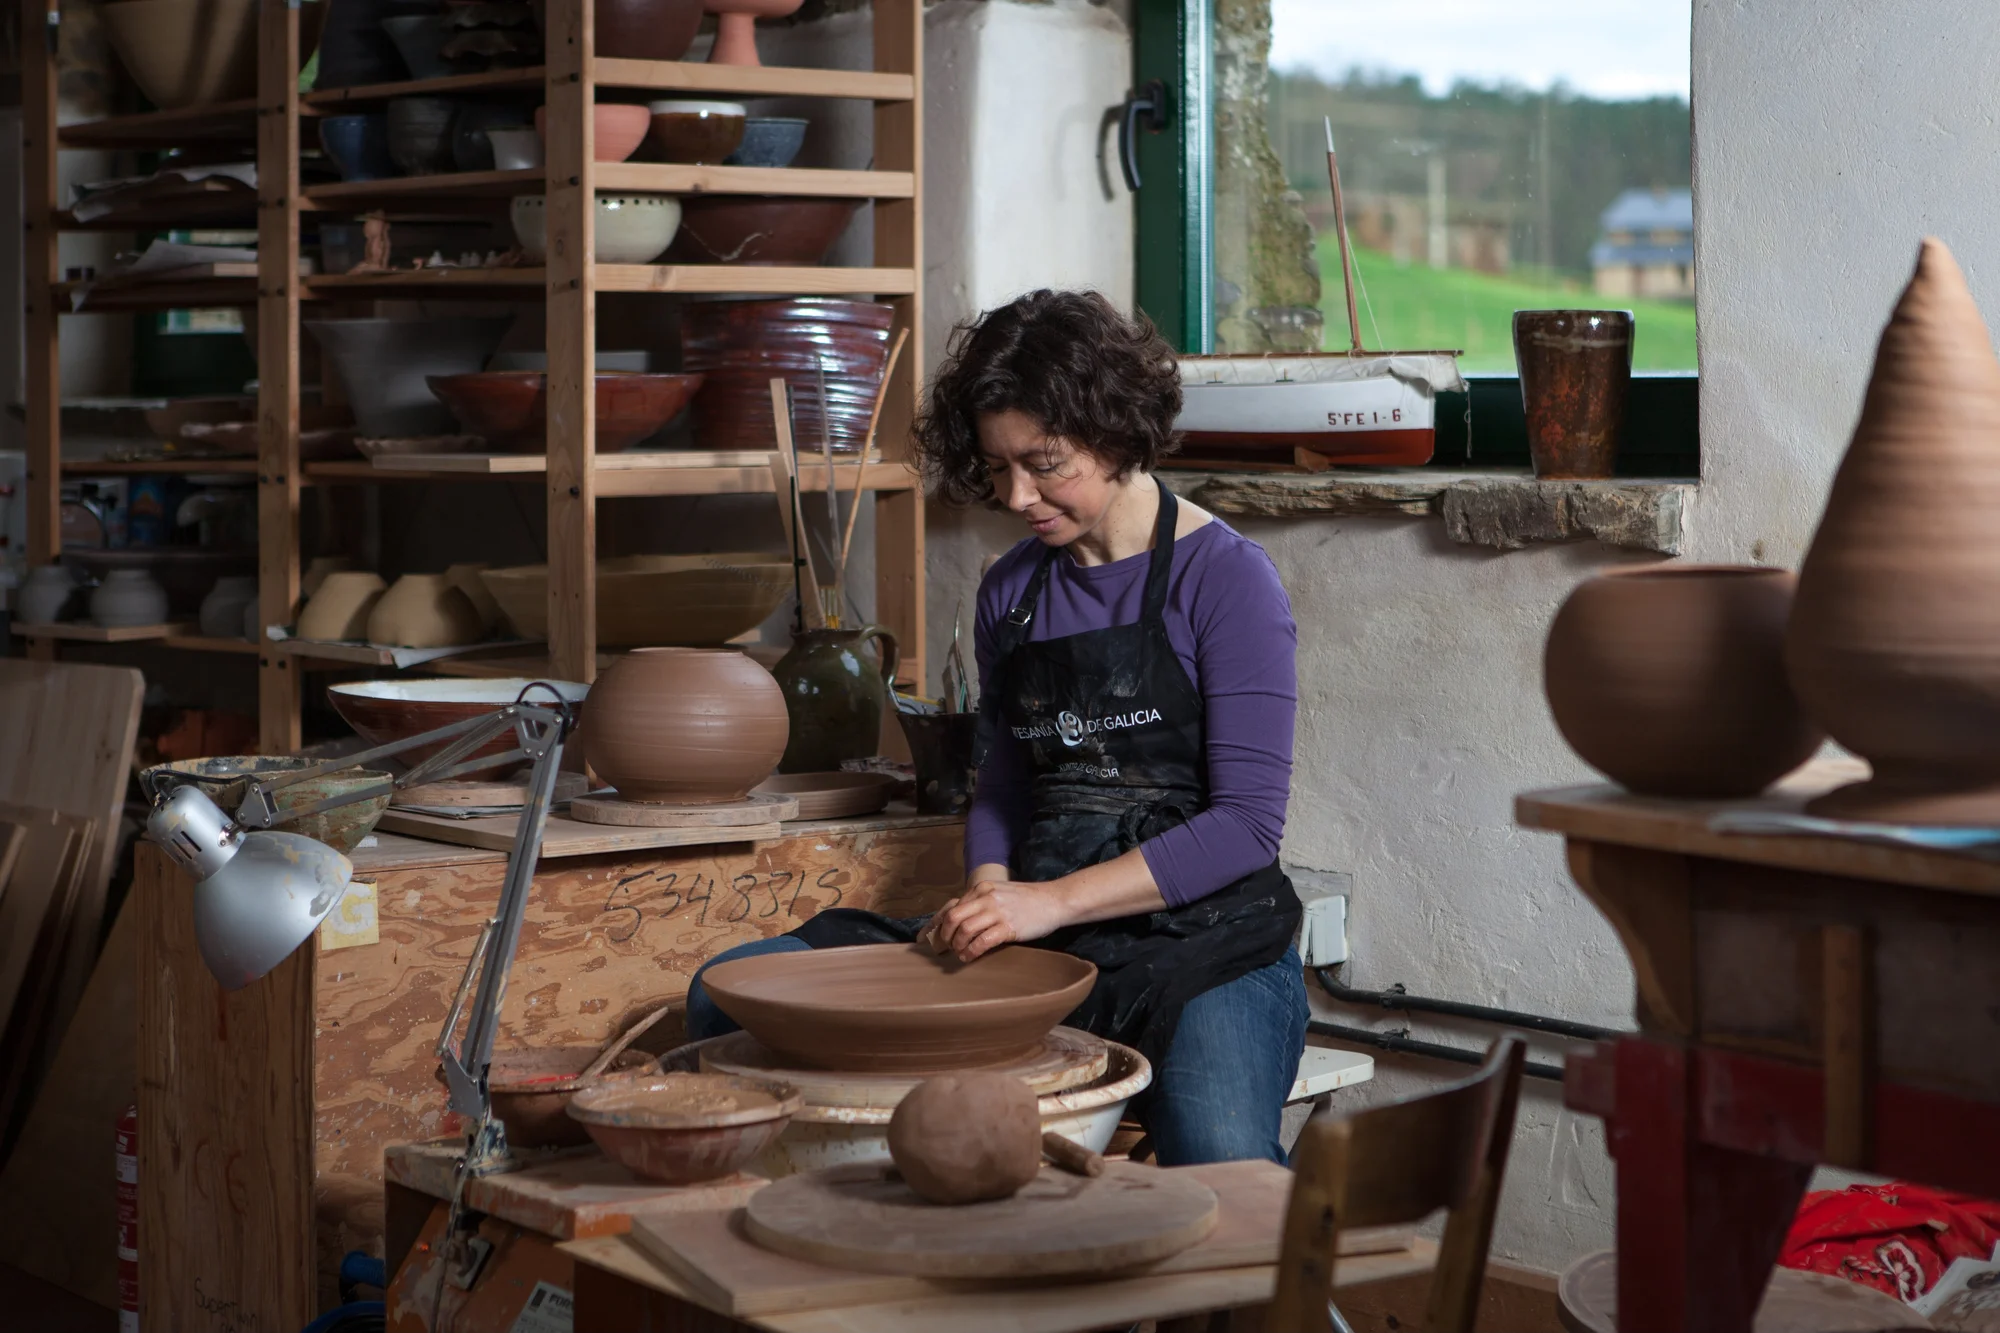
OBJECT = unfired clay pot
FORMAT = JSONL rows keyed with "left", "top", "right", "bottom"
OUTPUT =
{"left": 1544, "top": 565, "right": 1822, "bottom": 797}
{"left": 447, "top": 562, "right": 505, "bottom": 635}
{"left": 1787, "top": 238, "right": 2000, "bottom": 822}
{"left": 367, "top": 574, "right": 487, "bottom": 649}
{"left": 582, "top": 647, "right": 789, "bottom": 803}
{"left": 297, "top": 571, "right": 386, "bottom": 642}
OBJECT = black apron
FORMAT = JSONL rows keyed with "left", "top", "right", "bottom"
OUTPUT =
{"left": 796, "top": 487, "right": 1300, "bottom": 1069}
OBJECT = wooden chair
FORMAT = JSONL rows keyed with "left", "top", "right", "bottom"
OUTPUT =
{"left": 1267, "top": 1036, "right": 1528, "bottom": 1333}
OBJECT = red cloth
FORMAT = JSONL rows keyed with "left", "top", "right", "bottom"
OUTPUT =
{"left": 1780, "top": 1183, "right": 2000, "bottom": 1303}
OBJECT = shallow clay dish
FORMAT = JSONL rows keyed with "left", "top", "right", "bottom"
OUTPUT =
{"left": 425, "top": 371, "right": 703, "bottom": 452}
{"left": 1544, "top": 564, "right": 1822, "bottom": 797}
{"left": 567, "top": 1073, "right": 800, "bottom": 1183}
{"left": 480, "top": 553, "right": 791, "bottom": 646}
{"left": 703, "top": 944, "right": 1099, "bottom": 1074}
{"left": 327, "top": 677, "right": 590, "bottom": 767}
{"left": 667, "top": 196, "right": 861, "bottom": 266}
{"left": 142, "top": 756, "right": 390, "bottom": 853}
{"left": 752, "top": 771, "right": 896, "bottom": 820}
{"left": 485, "top": 1046, "right": 661, "bottom": 1149}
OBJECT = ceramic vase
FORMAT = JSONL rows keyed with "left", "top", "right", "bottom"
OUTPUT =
{"left": 1544, "top": 565, "right": 1822, "bottom": 797}
{"left": 367, "top": 574, "right": 487, "bottom": 649}
{"left": 1514, "top": 309, "right": 1634, "bottom": 479}
{"left": 298, "top": 571, "right": 388, "bottom": 641}
{"left": 91, "top": 569, "right": 170, "bottom": 628}
{"left": 1786, "top": 238, "right": 2000, "bottom": 822}
{"left": 771, "top": 625, "right": 899, "bottom": 774}
{"left": 199, "top": 575, "right": 259, "bottom": 639}
{"left": 583, "top": 648, "right": 789, "bottom": 803}
{"left": 704, "top": 0, "right": 803, "bottom": 66}
{"left": 15, "top": 564, "right": 79, "bottom": 624}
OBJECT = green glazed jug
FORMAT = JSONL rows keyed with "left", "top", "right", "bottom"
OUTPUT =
{"left": 771, "top": 624, "right": 900, "bottom": 773}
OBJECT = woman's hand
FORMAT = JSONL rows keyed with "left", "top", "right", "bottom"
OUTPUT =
{"left": 924, "top": 877, "right": 1074, "bottom": 963}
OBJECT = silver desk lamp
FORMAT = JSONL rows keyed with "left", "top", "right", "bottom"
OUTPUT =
{"left": 146, "top": 681, "right": 578, "bottom": 1173}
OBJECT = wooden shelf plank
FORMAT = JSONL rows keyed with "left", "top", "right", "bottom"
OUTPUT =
{"left": 160, "top": 633, "right": 261, "bottom": 655}
{"left": 594, "top": 58, "right": 914, "bottom": 102}
{"left": 58, "top": 101, "right": 257, "bottom": 150}
{"left": 305, "top": 164, "right": 913, "bottom": 204}
{"left": 302, "top": 67, "right": 545, "bottom": 109}
{"left": 11, "top": 621, "right": 194, "bottom": 643}
{"left": 61, "top": 458, "right": 259, "bottom": 475}
{"left": 57, "top": 278, "right": 261, "bottom": 312}
{"left": 325, "top": 451, "right": 913, "bottom": 497}
{"left": 58, "top": 199, "right": 260, "bottom": 231}
{"left": 304, "top": 265, "right": 917, "bottom": 297}
{"left": 364, "top": 449, "right": 804, "bottom": 474}
{"left": 303, "top": 169, "right": 533, "bottom": 205}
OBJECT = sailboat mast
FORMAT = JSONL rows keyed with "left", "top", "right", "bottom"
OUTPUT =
{"left": 1324, "top": 117, "right": 1364, "bottom": 354}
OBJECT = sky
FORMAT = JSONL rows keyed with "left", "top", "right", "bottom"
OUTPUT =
{"left": 1271, "top": 0, "right": 1692, "bottom": 101}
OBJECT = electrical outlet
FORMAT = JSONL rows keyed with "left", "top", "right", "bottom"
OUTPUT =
{"left": 1286, "top": 865, "right": 1351, "bottom": 967}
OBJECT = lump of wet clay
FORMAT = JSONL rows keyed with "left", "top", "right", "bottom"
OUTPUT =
{"left": 887, "top": 1072, "right": 1041, "bottom": 1205}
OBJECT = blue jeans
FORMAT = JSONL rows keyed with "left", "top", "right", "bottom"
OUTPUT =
{"left": 686, "top": 938, "right": 1308, "bottom": 1167}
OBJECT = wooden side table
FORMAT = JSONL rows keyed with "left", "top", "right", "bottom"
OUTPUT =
{"left": 1518, "top": 767, "right": 2000, "bottom": 1333}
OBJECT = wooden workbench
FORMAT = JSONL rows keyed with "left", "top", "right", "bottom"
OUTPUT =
{"left": 1518, "top": 764, "right": 2000, "bottom": 1333}
{"left": 136, "top": 809, "right": 964, "bottom": 1332}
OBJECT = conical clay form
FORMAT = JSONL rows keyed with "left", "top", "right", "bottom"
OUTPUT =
{"left": 1787, "top": 238, "right": 2000, "bottom": 821}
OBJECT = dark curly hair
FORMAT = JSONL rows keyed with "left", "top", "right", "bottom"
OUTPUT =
{"left": 913, "top": 290, "right": 1182, "bottom": 505}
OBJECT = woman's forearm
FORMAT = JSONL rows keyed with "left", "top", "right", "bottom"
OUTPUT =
{"left": 965, "top": 848, "right": 1165, "bottom": 927}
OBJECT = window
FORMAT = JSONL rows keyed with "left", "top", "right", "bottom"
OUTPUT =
{"left": 1133, "top": 0, "right": 1697, "bottom": 472}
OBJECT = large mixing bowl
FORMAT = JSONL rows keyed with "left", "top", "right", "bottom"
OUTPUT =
{"left": 701, "top": 944, "right": 1098, "bottom": 1073}
{"left": 326, "top": 677, "right": 589, "bottom": 768}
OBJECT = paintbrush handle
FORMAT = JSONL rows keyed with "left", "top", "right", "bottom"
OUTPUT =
{"left": 769, "top": 378, "right": 826, "bottom": 630}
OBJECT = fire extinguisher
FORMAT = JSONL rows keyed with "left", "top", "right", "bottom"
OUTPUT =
{"left": 116, "top": 1104, "right": 138, "bottom": 1333}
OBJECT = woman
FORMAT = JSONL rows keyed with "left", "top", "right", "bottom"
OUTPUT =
{"left": 687, "top": 290, "right": 1305, "bottom": 1165}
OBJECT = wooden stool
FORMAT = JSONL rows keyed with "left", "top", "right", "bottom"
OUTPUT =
{"left": 1558, "top": 1250, "right": 1933, "bottom": 1333}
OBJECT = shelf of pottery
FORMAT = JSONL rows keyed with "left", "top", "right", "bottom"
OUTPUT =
{"left": 17, "top": 0, "right": 925, "bottom": 753}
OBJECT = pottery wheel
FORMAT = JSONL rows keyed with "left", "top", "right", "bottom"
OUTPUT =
{"left": 394, "top": 772, "right": 589, "bottom": 809}
{"left": 569, "top": 791, "right": 800, "bottom": 827}
{"left": 698, "top": 1026, "right": 1108, "bottom": 1112}
{"left": 743, "top": 1162, "right": 1218, "bottom": 1278}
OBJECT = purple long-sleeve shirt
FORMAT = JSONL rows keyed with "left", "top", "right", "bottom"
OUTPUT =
{"left": 965, "top": 518, "right": 1298, "bottom": 906}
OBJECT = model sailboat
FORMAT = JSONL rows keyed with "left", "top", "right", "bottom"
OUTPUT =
{"left": 1171, "top": 119, "right": 1465, "bottom": 470}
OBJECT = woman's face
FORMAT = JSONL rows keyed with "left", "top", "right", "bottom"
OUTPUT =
{"left": 978, "top": 409, "right": 1120, "bottom": 547}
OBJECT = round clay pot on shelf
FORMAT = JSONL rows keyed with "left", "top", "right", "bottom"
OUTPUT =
{"left": 1787, "top": 238, "right": 2000, "bottom": 823}
{"left": 90, "top": 569, "right": 171, "bottom": 628}
{"left": 15, "top": 564, "right": 80, "bottom": 624}
{"left": 198, "top": 575, "right": 259, "bottom": 639}
{"left": 771, "top": 625, "right": 898, "bottom": 774}
{"left": 1544, "top": 565, "right": 1822, "bottom": 798}
{"left": 366, "top": 574, "right": 488, "bottom": 649}
{"left": 297, "top": 571, "right": 388, "bottom": 642}
{"left": 704, "top": 0, "right": 803, "bottom": 67}
{"left": 583, "top": 647, "right": 790, "bottom": 804}
{"left": 1513, "top": 309, "right": 1634, "bottom": 479}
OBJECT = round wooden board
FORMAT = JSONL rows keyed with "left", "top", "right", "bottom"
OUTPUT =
{"left": 751, "top": 772, "right": 898, "bottom": 820}
{"left": 569, "top": 791, "right": 800, "bottom": 827}
{"left": 743, "top": 1162, "right": 1218, "bottom": 1278}
{"left": 394, "top": 772, "right": 589, "bottom": 809}
{"left": 698, "top": 1026, "right": 1109, "bottom": 1111}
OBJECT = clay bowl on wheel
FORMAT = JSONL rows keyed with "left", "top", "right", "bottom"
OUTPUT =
{"left": 702, "top": 944, "right": 1099, "bottom": 1074}
{"left": 326, "top": 677, "right": 590, "bottom": 768}
{"left": 567, "top": 1074, "right": 801, "bottom": 1183}
{"left": 666, "top": 197, "right": 861, "bottom": 266}
{"left": 484, "top": 1046, "right": 661, "bottom": 1149}
{"left": 425, "top": 371, "right": 703, "bottom": 453}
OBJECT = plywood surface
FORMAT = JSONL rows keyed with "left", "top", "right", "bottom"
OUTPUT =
{"left": 0, "top": 807, "right": 90, "bottom": 1040}
{"left": 376, "top": 807, "right": 784, "bottom": 854}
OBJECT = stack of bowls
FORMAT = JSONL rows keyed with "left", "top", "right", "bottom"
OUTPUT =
{"left": 680, "top": 298, "right": 895, "bottom": 452}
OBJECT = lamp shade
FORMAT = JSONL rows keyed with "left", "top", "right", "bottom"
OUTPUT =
{"left": 148, "top": 785, "right": 354, "bottom": 990}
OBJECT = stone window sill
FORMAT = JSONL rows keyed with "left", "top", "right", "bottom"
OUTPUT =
{"left": 1170, "top": 468, "right": 1695, "bottom": 556}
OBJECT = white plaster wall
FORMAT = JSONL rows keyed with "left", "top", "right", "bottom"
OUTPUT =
{"left": 918, "top": 0, "right": 2000, "bottom": 1275}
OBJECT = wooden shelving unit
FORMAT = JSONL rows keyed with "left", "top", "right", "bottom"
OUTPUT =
{"left": 21, "top": 0, "right": 925, "bottom": 753}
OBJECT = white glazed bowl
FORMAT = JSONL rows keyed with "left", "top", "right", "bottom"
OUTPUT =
{"left": 510, "top": 194, "right": 682, "bottom": 265}
{"left": 487, "top": 126, "right": 544, "bottom": 172}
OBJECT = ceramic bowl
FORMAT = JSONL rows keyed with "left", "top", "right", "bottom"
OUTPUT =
{"left": 327, "top": 677, "right": 591, "bottom": 767}
{"left": 724, "top": 116, "right": 808, "bottom": 168}
{"left": 702, "top": 944, "right": 1099, "bottom": 1073}
{"left": 425, "top": 370, "right": 701, "bottom": 452}
{"left": 486, "top": 126, "right": 544, "bottom": 171}
{"left": 102, "top": 0, "right": 259, "bottom": 110}
{"left": 15, "top": 565, "right": 80, "bottom": 624}
{"left": 681, "top": 297, "right": 894, "bottom": 452}
{"left": 142, "top": 756, "right": 391, "bottom": 853}
{"left": 198, "top": 575, "right": 259, "bottom": 639}
{"left": 366, "top": 573, "right": 487, "bottom": 649}
{"left": 510, "top": 193, "right": 681, "bottom": 265}
{"left": 70, "top": 548, "right": 256, "bottom": 615}
{"left": 319, "top": 113, "right": 399, "bottom": 181}
{"left": 453, "top": 101, "right": 533, "bottom": 172}
{"left": 386, "top": 96, "right": 459, "bottom": 176}
{"left": 379, "top": 12, "right": 457, "bottom": 80}
{"left": 535, "top": 104, "right": 650, "bottom": 164}
{"left": 90, "top": 569, "right": 170, "bottom": 628}
{"left": 567, "top": 1075, "right": 801, "bottom": 1184}
{"left": 306, "top": 316, "right": 514, "bottom": 437}
{"left": 480, "top": 553, "right": 791, "bottom": 646}
{"left": 485, "top": 1047, "right": 662, "bottom": 1149}
{"left": 487, "top": 349, "right": 650, "bottom": 372}
{"left": 644, "top": 100, "right": 746, "bottom": 164}
{"left": 667, "top": 196, "right": 860, "bottom": 266}
{"left": 297, "top": 570, "right": 388, "bottom": 641}
{"left": 317, "top": 0, "right": 433, "bottom": 89}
